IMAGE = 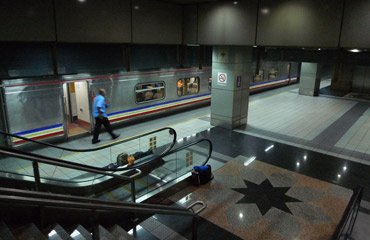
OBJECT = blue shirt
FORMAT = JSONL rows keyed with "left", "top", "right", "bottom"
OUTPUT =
{"left": 93, "top": 94, "right": 108, "bottom": 118}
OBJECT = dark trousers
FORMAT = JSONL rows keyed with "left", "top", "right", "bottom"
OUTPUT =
{"left": 92, "top": 117, "right": 115, "bottom": 141}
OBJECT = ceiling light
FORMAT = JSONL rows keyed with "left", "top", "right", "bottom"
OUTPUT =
{"left": 349, "top": 49, "right": 361, "bottom": 53}
{"left": 261, "top": 8, "right": 270, "bottom": 15}
{"left": 233, "top": 1, "right": 238, "bottom": 4}
{"left": 77, "top": 0, "right": 86, "bottom": 3}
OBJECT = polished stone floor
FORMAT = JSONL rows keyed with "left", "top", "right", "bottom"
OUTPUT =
{"left": 169, "top": 156, "right": 352, "bottom": 240}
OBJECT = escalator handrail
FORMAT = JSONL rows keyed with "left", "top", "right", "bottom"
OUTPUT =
{"left": 0, "top": 127, "right": 177, "bottom": 155}
{"left": 0, "top": 137, "right": 212, "bottom": 187}
{"left": 0, "top": 146, "right": 132, "bottom": 180}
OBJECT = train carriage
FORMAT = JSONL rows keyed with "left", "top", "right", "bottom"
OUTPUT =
{"left": 0, "top": 66, "right": 297, "bottom": 146}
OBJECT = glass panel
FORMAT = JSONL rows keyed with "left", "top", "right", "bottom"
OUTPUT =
{"left": 0, "top": 129, "right": 212, "bottom": 202}
{"left": 0, "top": 152, "right": 107, "bottom": 196}
{"left": 135, "top": 82, "right": 165, "bottom": 103}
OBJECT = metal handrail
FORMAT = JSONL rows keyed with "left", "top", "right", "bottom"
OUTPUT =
{"left": 0, "top": 187, "right": 201, "bottom": 239}
{"left": 0, "top": 137, "right": 213, "bottom": 200}
{"left": 0, "top": 146, "right": 132, "bottom": 180}
{"left": 0, "top": 187, "right": 189, "bottom": 212}
{"left": 0, "top": 127, "right": 177, "bottom": 155}
{"left": 0, "top": 145, "right": 142, "bottom": 201}
{"left": 331, "top": 186, "right": 363, "bottom": 240}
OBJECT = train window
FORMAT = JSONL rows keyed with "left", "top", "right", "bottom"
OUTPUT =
{"left": 177, "top": 77, "right": 200, "bottom": 96}
{"left": 135, "top": 82, "right": 165, "bottom": 103}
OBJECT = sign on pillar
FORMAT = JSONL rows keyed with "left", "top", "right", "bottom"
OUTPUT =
{"left": 217, "top": 72, "right": 227, "bottom": 86}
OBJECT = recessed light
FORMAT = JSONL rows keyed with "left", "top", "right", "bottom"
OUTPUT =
{"left": 349, "top": 49, "right": 361, "bottom": 53}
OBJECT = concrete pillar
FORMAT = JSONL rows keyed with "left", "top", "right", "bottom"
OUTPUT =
{"left": 299, "top": 62, "right": 321, "bottom": 96}
{"left": 210, "top": 46, "right": 253, "bottom": 129}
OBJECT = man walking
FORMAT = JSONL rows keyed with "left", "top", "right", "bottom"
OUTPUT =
{"left": 92, "top": 88, "right": 119, "bottom": 144}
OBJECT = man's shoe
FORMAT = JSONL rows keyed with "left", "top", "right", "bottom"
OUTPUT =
{"left": 92, "top": 139, "right": 101, "bottom": 144}
{"left": 112, "top": 134, "right": 120, "bottom": 140}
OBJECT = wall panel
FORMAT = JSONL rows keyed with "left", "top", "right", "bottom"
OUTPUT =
{"left": 198, "top": 1, "right": 257, "bottom": 45}
{"left": 340, "top": 0, "right": 370, "bottom": 49}
{"left": 257, "top": 0, "right": 343, "bottom": 47}
{"left": 55, "top": 0, "right": 131, "bottom": 43}
{"left": 183, "top": 5, "right": 198, "bottom": 44}
{"left": 132, "top": 0, "right": 182, "bottom": 44}
{"left": 0, "top": 0, "right": 55, "bottom": 41}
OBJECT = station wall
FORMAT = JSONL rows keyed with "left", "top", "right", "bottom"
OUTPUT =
{"left": 0, "top": 0, "right": 369, "bottom": 48}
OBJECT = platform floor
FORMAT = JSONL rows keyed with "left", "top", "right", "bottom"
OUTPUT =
{"left": 2, "top": 81, "right": 370, "bottom": 239}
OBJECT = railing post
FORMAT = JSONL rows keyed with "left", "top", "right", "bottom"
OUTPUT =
{"left": 192, "top": 216, "right": 198, "bottom": 240}
{"left": 130, "top": 179, "right": 136, "bottom": 203}
{"left": 32, "top": 161, "right": 41, "bottom": 191}
{"left": 91, "top": 209, "right": 99, "bottom": 240}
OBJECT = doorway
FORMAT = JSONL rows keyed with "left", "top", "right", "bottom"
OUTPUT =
{"left": 63, "top": 82, "right": 91, "bottom": 137}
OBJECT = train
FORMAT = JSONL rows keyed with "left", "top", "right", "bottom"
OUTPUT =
{"left": 0, "top": 66, "right": 297, "bottom": 146}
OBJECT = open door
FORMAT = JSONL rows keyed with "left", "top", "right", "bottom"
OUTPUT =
{"left": 63, "top": 82, "right": 91, "bottom": 137}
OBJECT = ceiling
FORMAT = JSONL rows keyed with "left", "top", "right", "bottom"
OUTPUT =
{"left": 161, "top": 0, "right": 219, "bottom": 4}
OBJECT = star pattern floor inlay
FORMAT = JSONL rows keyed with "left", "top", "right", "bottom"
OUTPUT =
{"left": 232, "top": 178, "right": 301, "bottom": 215}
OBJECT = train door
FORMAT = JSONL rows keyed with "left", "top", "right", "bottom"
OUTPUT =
{"left": 63, "top": 82, "right": 92, "bottom": 137}
{"left": 0, "top": 86, "right": 9, "bottom": 146}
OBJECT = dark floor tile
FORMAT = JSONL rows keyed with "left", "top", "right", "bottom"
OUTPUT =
{"left": 154, "top": 212, "right": 243, "bottom": 240}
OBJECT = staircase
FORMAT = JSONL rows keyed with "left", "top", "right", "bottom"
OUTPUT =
{"left": 0, "top": 221, "right": 136, "bottom": 240}
{"left": 0, "top": 215, "right": 193, "bottom": 240}
{"left": 0, "top": 187, "right": 205, "bottom": 240}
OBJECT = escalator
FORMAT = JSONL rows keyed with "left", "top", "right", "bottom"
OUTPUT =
{"left": 0, "top": 128, "right": 213, "bottom": 202}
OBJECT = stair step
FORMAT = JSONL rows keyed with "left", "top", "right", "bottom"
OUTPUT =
{"left": 0, "top": 222, "right": 16, "bottom": 240}
{"left": 140, "top": 217, "right": 187, "bottom": 240}
{"left": 47, "top": 224, "right": 73, "bottom": 240}
{"left": 13, "top": 223, "right": 47, "bottom": 240}
{"left": 110, "top": 225, "right": 135, "bottom": 240}
{"left": 98, "top": 225, "right": 115, "bottom": 240}
{"left": 70, "top": 225, "right": 92, "bottom": 240}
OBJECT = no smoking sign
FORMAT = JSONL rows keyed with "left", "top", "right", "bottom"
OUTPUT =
{"left": 217, "top": 72, "right": 227, "bottom": 86}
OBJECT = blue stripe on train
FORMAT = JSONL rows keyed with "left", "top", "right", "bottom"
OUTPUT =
{"left": 14, "top": 123, "right": 63, "bottom": 135}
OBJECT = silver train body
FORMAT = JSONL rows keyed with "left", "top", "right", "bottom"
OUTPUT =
{"left": 0, "top": 67, "right": 296, "bottom": 146}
